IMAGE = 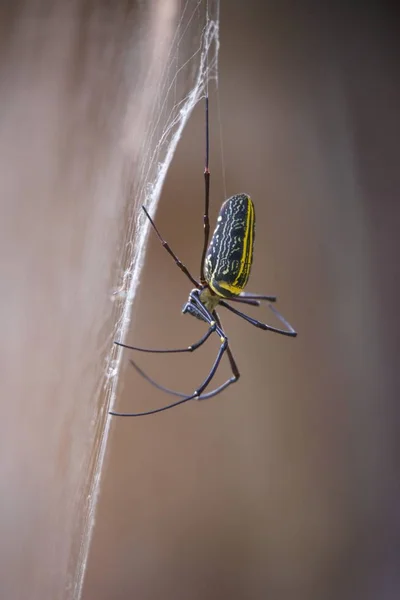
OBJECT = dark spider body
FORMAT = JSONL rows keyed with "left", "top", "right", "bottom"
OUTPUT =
{"left": 110, "top": 98, "right": 297, "bottom": 417}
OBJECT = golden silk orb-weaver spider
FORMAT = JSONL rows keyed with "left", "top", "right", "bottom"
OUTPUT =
{"left": 110, "top": 97, "right": 297, "bottom": 417}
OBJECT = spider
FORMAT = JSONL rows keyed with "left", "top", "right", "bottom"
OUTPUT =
{"left": 110, "top": 96, "right": 297, "bottom": 417}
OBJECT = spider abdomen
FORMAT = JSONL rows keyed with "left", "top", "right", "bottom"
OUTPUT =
{"left": 204, "top": 193, "right": 255, "bottom": 298}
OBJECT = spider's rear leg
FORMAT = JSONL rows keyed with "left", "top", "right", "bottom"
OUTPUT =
{"left": 238, "top": 292, "right": 277, "bottom": 302}
{"left": 220, "top": 300, "right": 297, "bottom": 337}
{"left": 229, "top": 292, "right": 277, "bottom": 307}
{"left": 126, "top": 324, "right": 229, "bottom": 401}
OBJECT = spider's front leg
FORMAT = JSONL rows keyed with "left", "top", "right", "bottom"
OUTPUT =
{"left": 196, "top": 311, "right": 240, "bottom": 401}
{"left": 109, "top": 322, "right": 229, "bottom": 417}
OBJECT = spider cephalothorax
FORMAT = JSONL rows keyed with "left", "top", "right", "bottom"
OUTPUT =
{"left": 182, "top": 287, "right": 219, "bottom": 323}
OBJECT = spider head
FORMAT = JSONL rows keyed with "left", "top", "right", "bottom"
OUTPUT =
{"left": 182, "top": 302, "right": 205, "bottom": 321}
{"left": 182, "top": 289, "right": 208, "bottom": 323}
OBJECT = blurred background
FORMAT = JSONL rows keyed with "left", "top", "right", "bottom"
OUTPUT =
{"left": 1, "top": 1, "right": 399, "bottom": 599}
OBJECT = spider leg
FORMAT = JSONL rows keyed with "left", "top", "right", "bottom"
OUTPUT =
{"left": 189, "top": 365, "right": 238, "bottom": 400}
{"left": 109, "top": 395, "right": 198, "bottom": 418}
{"left": 227, "top": 298, "right": 260, "bottom": 307}
{"left": 238, "top": 293, "right": 277, "bottom": 301}
{"left": 114, "top": 324, "right": 215, "bottom": 354}
{"left": 220, "top": 300, "right": 297, "bottom": 337}
{"left": 227, "top": 294, "right": 277, "bottom": 307}
{"left": 109, "top": 328, "right": 229, "bottom": 417}
{"left": 126, "top": 330, "right": 240, "bottom": 402}
{"left": 142, "top": 206, "right": 199, "bottom": 287}
{"left": 127, "top": 358, "right": 190, "bottom": 397}
{"left": 200, "top": 95, "right": 211, "bottom": 284}
{"left": 195, "top": 311, "right": 240, "bottom": 401}
{"left": 126, "top": 311, "right": 239, "bottom": 404}
{"left": 109, "top": 296, "right": 242, "bottom": 417}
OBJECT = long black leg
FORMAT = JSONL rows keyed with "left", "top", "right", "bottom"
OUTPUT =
{"left": 142, "top": 206, "right": 199, "bottom": 287}
{"left": 199, "top": 96, "right": 210, "bottom": 284}
{"left": 109, "top": 333, "right": 228, "bottom": 417}
{"left": 114, "top": 324, "right": 215, "bottom": 354}
{"left": 109, "top": 395, "right": 198, "bottom": 418}
{"left": 109, "top": 300, "right": 230, "bottom": 417}
{"left": 233, "top": 293, "right": 277, "bottom": 302}
{"left": 109, "top": 364, "right": 237, "bottom": 417}
{"left": 126, "top": 359, "right": 191, "bottom": 397}
{"left": 125, "top": 350, "right": 236, "bottom": 401}
{"left": 220, "top": 301, "right": 297, "bottom": 337}
{"left": 238, "top": 293, "right": 277, "bottom": 301}
{"left": 125, "top": 311, "right": 241, "bottom": 405}
{"left": 195, "top": 311, "right": 240, "bottom": 401}
{"left": 109, "top": 300, "right": 243, "bottom": 416}
{"left": 228, "top": 298, "right": 261, "bottom": 307}
{"left": 227, "top": 294, "right": 277, "bottom": 307}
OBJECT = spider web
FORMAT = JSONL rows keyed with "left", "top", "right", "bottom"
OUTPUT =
{"left": 72, "top": 2, "right": 220, "bottom": 598}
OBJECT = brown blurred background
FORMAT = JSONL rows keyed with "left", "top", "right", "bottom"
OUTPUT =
{"left": 1, "top": 1, "right": 399, "bottom": 599}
